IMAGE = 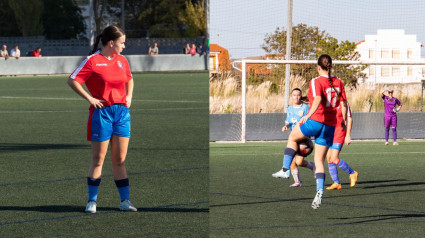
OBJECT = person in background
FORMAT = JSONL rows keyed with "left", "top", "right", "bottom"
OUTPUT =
{"left": 148, "top": 42, "right": 159, "bottom": 55}
{"left": 381, "top": 89, "right": 402, "bottom": 145}
{"left": 0, "top": 45, "right": 10, "bottom": 59}
{"left": 189, "top": 43, "right": 197, "bottom": 56}
{"left": 197, "top": 44, "right": 206, "bottom": 55}
{"left": 184, "top": 43, "right": 191, "bottom": 54}
{"left": 32, "top": 47, "right": 42, "bottom": 57}
{"left": 10, "top": 45, "right": 20, "bottom": 59}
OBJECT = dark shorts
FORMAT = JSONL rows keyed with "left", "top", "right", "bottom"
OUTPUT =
{"left": 87, "top": 104, "right": 131, "bottom": 141}
{"left": 384, "top": 115, "right": 397, "bottom": 128}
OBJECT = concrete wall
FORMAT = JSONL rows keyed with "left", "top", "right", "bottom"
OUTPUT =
{"left": 210, "top": 112, "right": 425, "bottom": 141}
{"left": 0, "top": 54, "right": 208, "bottom": 75}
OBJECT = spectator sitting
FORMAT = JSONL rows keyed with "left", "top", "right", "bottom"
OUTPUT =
{"left": 31, "top": 47, "right": 42, "bottom": 57}
{"left": 189, "top": 43, "right": 197, "bottom": 55}
{"left": 0, "top": 45, "right": 10, "bottom": 59}
{"left": 148, "top": 42, "right": 158, "bottom": 55}
{"left": 10, "top": 45, "right": 20, "bottom": 59}
{"left": 197, "top": 44, "right": 206, "bottom": 55}
{"left": 184, "top": 43, "right": 190, "bottom": 54}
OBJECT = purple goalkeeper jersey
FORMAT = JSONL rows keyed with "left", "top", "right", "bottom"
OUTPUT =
{"left": 382, "top": 95, "right": 401, "bottom": 116}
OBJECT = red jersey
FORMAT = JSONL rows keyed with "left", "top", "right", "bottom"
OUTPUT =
{"left": 70, "top": 51, "right": 132, "bottom": 108}
{"left": 307, "top": 75, "right": 347, "bottom": 126}
{"left": 336, "top": 101, "right": 351, "bottom": 128}
{"left": 32, "top": 50, "right": 41, "bottom": 57}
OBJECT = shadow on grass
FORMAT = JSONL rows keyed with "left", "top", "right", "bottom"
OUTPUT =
{"left": 0, "top": 143, "right": 89, "bottom": 151}
{"left": 328, "top": 213, "right": 425, "bottom": 224}
{"left": 0, "top": 206, "right": 208, "bottom": 213}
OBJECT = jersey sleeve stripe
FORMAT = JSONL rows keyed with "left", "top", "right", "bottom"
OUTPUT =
{"left": 311, "top": 77, "right": 317, "bottom": 97}
{"left": 70, "top": 51, "right": 99, "bottom": 79}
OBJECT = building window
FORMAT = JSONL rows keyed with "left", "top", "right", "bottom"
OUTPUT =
{"left": 407, "top": 49, "right": 413, "bottom": 59}
{"left": 381, "top": 49, "right": 389, "bottom": 58}
{"left": 392, "top": 67, "right": 400, "bottom": 76}
{"left": 408, "top": 67, "right": 413, "bottom": 76}
{"left": 392, "top": 49, "right": 400, "bottom": 59}
{"left": 369, "top": 49, "right": 374, "bottom": 59}
{"left": 369, "top": 67, "right": 375, "bottom": 76}
{"left": 381, "top": 67, "right": 390, "bottom": 77}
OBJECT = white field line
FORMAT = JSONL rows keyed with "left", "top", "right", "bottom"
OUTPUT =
{"left": 0, "top": 108, "right": 207, "bottom": 113}
{"left": 0, "top": 96, "right": 206, "bottom": 104}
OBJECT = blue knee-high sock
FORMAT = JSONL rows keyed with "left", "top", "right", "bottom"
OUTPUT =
{"left": 87, "top": 177, "right": 101, "bottom": 202}
{"left": 337, "top": 159, "right": 354, "bottom": 175}
{"left": 282, "top": 148, "right": 297, "bottom": 171}
{"left": 115, "top": 178, "right": 130, "bottom": 201}
{"left": 328, "top": 163, "right": 340, "bottom": 184}
{"left": 385, "top": 127, "right": 389, "bottom": 142}
{"left": 392, "top": 128, "right": 397, "bottom": 142}
{"left": 315, "top": 173, "right": 325, "bottom": 191}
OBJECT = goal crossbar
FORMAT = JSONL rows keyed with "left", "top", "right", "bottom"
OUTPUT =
{"left": 234, "top": 59, "right": 425, "bottom": 142}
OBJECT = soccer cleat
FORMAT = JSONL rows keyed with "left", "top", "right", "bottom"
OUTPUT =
{"left": 85, "top": 201, "right": 97, "bottom": 213}
{"left": 311, "top": 190, "right": 323, "bottom": 209}
{"left": 385, "top": 142, "right": 389, "bottom": 145}
{"left": 393, "top": 142, "right": 399, "bottom": 146}
{"left": 326, "top": 183, "right": 342, "bottom": 190}
{"left": 120, "top": 200, "right": 137, "bottom": 212}
{"left": 272, "top": 169, "right": 290, "bottom": 179}
{"left": 350, "top": 171, "right": 359, "bottom": 187}
{"left": 289, "top": 182, "right": 302, "bottom": 188}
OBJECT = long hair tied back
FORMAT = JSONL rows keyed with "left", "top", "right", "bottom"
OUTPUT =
{"left": 318, "top": 54, "right": 340, "bottom": 97}
{"left": 90, "top": 25, "right": 125, "bottom": 55}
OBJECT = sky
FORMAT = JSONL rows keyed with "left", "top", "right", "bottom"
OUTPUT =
{"left": 209, "top": 0, "right": 425, "bottom": 59}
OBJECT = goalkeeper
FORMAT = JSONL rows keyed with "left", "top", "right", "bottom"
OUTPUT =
{"left": 381, "top": 89, "right": 402, "bottom": 145}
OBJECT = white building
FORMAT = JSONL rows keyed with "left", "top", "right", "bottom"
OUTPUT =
{"left": 356, "top": 29, "right": 425, "bottom": 84}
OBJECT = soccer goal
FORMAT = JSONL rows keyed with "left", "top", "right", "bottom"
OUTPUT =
{"left": 221, "top": 59, "right": 425, "bottom": 142}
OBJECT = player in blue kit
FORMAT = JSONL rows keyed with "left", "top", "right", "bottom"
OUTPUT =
{"left": 272, "top": 88, "right": 315, "bottom": 187}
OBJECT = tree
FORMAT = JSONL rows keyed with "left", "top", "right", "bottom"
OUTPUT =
{"left": 42, "top": 0, "right": 86, "bottom": 39}
{"left": 178, "top": 0, "right": 206, "bottom": 37}
{"left": 262, "top": 23, "right": 365, "bottom": 88}
{"left": 0, "top": 0, "right": 21, "bottom": 36}
{"left": 8, "top": 0, "right": 44, "bottom": 36}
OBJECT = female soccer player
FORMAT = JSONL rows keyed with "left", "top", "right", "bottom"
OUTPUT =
{"left": 381, "top": 89, "right": 402, "bottom": 145}
{"left": 272, "top": 88, "right": 315, "bottom": 187}
{"left": 326, "top": 101, "right": 358, "bottom": 190}
{"left": 67, "top": 25, "right": 137, "bottom": 213}
{"left": 279, "top": 54, "right": 348, "bottom": 209}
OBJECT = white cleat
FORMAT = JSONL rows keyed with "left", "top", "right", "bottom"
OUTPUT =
{"left": 120, "top": 200, "right": 137, "bottom": 212}
{"left": 289, "top": 182, "right": 302, "bottom": 188}
{"left": 272, "top": 169, "right": 290, "bottom": 179}
{"left": 85, "top": 201, "right": 97, "bottom": 213}
{"left": 385, "top": 142, "right": 389, "bottom": 145}
{"left": 311, "top": 190, "right": 323, "bottom": 210}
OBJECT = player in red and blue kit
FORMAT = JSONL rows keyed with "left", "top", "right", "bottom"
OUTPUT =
{"left": 67, "top": 25, "right": 137, "bottom": 213}
{"left": 382, "top": 89, "right": 402, "bottom": 145}
{"left": 326, "top": 101, "right": 358, "bottom": 190}
{"left": 280, "top": 54, "right": 348, "bottom": 209}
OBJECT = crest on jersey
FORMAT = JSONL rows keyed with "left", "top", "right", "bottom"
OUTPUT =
{"left": 117, "top": 61, "right": 123, "bottom": 68}
{"left": 298, "top": 110, "right": 304, "bottom": 116}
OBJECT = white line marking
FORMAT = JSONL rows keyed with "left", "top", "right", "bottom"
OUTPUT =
{"left": 211, "top": 151, "right": 425, "bottom": 156}
{"left": 0, "top": 108, "right": 208, "bottom": 113}
{"left": 0, "top": 96, "right": 206, "bottom": 104}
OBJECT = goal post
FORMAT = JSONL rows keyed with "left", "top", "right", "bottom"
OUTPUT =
{"left": 234, "top": 59, "right": 425, "bottom": 142}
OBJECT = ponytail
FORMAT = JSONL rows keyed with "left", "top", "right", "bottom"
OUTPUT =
{"left": 90, "top": 34, "right": 102, "bottom": 55}
{"left": 318, "top": 54, "right": 340, "bottom": 97}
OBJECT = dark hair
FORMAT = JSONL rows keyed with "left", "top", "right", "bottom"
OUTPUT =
{"left": 318, "top": 54, "right": 339, "bottom": 96}
{"left": 291, "top": 88, "right": 309, "bottom": 104}
{"left": 90, "top": 25, "right": 125, "bottom": 55}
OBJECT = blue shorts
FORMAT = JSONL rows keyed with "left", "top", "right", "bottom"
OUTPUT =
{"left": 330, "top": 142, "right": 343, "bottom": 151}
{"left": 87, "top": 104, "right": 131, "bottom": 141}
{"left": 300, "top": 119, "right": 335, "bottom": 147}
